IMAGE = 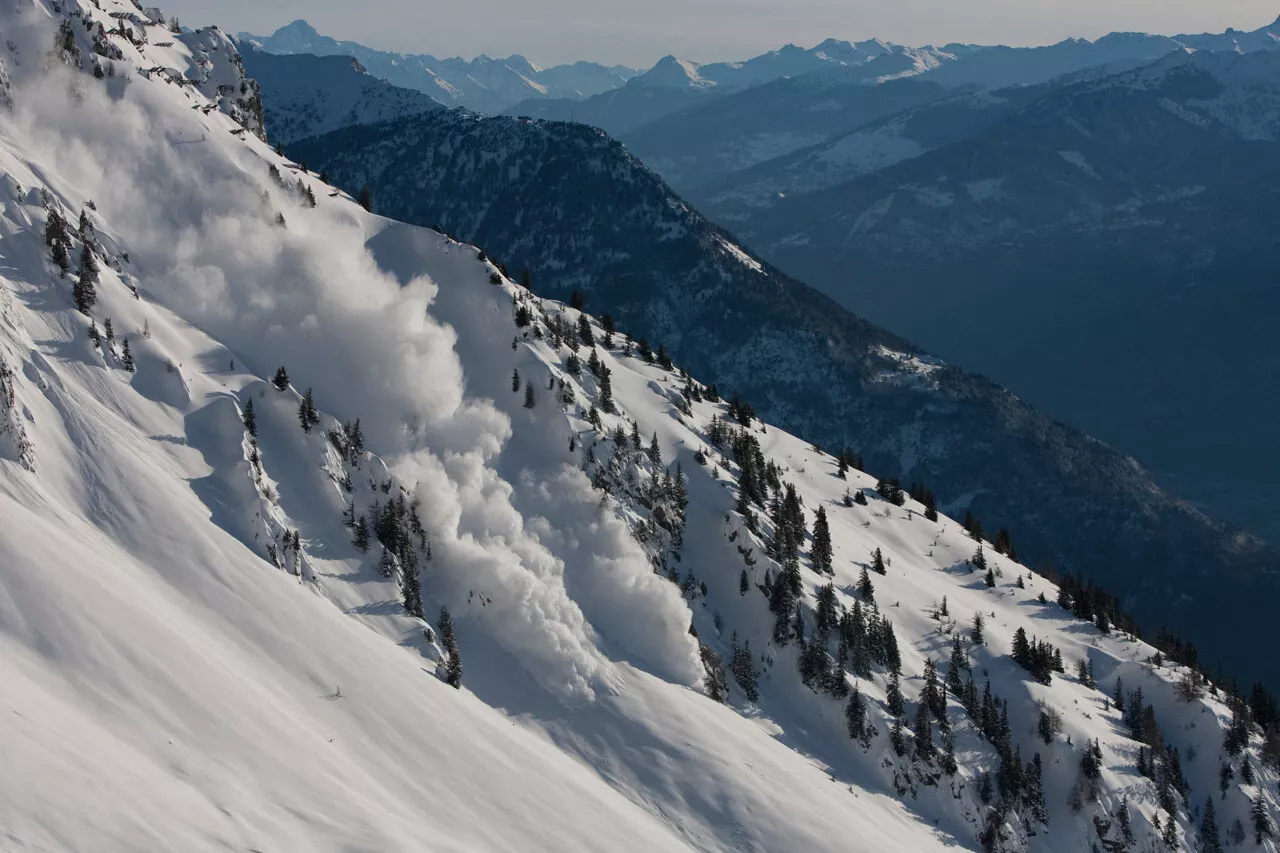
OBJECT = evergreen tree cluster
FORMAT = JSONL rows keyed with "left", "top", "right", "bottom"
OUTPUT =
{"left": 437, "top": 606, "right": 462, "bottom": 688}
{"left": 767, "top": 483, "right": 807, "bottom": 565}
{"left": 1052, "top": 571, "right": 1131, "bottom": 635}
{"left": 1010, "top": 627, "right": 1064, "bottom": 685}
{"left": 362, "top": 491, "right": 430, "bottom": 620}
{"left": 729, "top": 632, "right": 759, "bottom": 702}
{"left": 907, "top": 481, "right": 939, "bottom": 521}
{"left": 875, "top": 477, "right": 905, "bottom": 506}
{"left": 700, "top": 644, "right": 728, "bottom": 703}
{"left": 74, "top": 236, "right": 99, "bottom": 315}
{"left": 297, "top": 388, "right": 320, "bottom": 433}
{"left": 44, "top": 207, "right": 72, "bottom": 277}
{"left": 835, "top": 447, "right": 863, "bottom": 479}
{"left": 327, "top": 419, "right": 365, "bottom": 467}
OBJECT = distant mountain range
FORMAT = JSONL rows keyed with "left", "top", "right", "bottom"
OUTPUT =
{"left": 236, "top": 44, "right": 442, "bottom": 144}
{"left": 236, "top": 19, "right": 640, "bottom": 114}
{"left": 241, "top": 15, "right": 1280, "bottom": 122}
{"left": 714, "top": 47, "right": 1280, "bottom": 547}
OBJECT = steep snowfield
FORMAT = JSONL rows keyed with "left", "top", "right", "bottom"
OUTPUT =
{"left": 2, "top": 2, "right": 1278, "bottom": 852}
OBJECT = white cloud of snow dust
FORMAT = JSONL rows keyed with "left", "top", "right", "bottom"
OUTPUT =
{"left": 6, "top": 57, "right": 701, "bottom": 699}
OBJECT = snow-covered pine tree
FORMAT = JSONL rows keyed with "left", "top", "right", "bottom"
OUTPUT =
{"left": 727, "top": 633, "right": 759, "bottom": 702}
{"left": 846, "top": 683, "right": 867, "bottom": 741}
{"left": 272, "top": 366, "right": 289, "bottom": 391}
{"left": 438, "top": 606, "right": 462, "bottom": 688}
{"left": 1200, "top": 796, "right": 1221, "bottom": 853}
{"left": 1254, "top": 795, "right": 1274, "bottom": 844}
{"left": 242, "top": 398, "right": 257, "bottom": 438}
{"left": 811, "top": 506, "right": 833, "bottom": 575}
{"left": 352, "top": 515, "right": 370, "bottom": 552}
{"left": 74, "top": 243, "right": 98, "bottom": 314}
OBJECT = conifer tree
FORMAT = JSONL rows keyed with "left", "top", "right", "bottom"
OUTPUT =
{"left": 87, "top": 320, "right": 101, "bottom": 348}
{"left": 103, "top": 317, "right": 114, "bottom": 341}
{"left": 242, "top": 398, "right": 257, "bottom": 438}
{"left": 352, "top": 515, "right": 370, "bottom": 552}
{"left": 810, "top": 506, "right": 833, "bottom": 575}
{"left": 1026, "top": 753, "right": 1048, "bottom": 824}
{"left": 272, "top": 366, "right": 289, "bottom": 391}
{"left": 1037, "top": 709, "right": 1056, "bottom": 745}
{"left": 1201, "top": 796, "right": 1222, "bottom": 853}
{"left": 739, "top": 568, "right": 749, "bottom": 595}
{"left": 871, "top": 547, "right": 886, "bottom": 575}
{"left": 729, "top": 633, "right": 759, "bottom": 702}
{"left": 913, "top": 700, "right": 935, "bottom": 760}
{"left": 846, "top": 682, "right": 867, "bottom": 741}
{"left": 1254, "top": 795, "right": 1273, "bottom": 844}
{"left": 298, "top": 388, "right": 319, "bottom": 433}
{"left": 886, "top": 671, "right": 905, "bottom": 718}
{"left": 857, "top": 564, "right": 875, "bottom": 602}
{"left": 923, "top": 492, "right": 938, "bottom": 522}
{"left": 854, "top": 490, "right": 867, "bottom": 506}
{"left": 971, "top": 611, "right": 985, "bottom": 646}
{"left": 511, "top": 368, "right": 521, "bottom": 393}
{"left": 647, "top": 432, "right": 661, "bottom": 466}
{"left": 358, "top": 185, "right": 373, "bottom": 212}
{"left": 890, "top": 716, "right": 907, "bottom": 757}
{"left": 598, "top": 365, "right": 615, "bottom": 413}
{"left": 74, "top": 243, "right": 98, "bottom": 314}
{"left": 1118, "top": 795, "right": 1136, "bottom": 844}
{"left": 45, "top": 209, "right": 71, "bottom": 276}
{"left": 524, "top": 380, "right": 536, "bottom": 409}
{"left": 438, "top": 606, "right": 463, "bottom": 688}
{"left": 120, "top": 339, "right": 135, "bottom": 372}
{"left": 402, "top": 557, "right": 423, "bottom": 620}
{"left": 930, "top": 718, "right": 955, "bottom": 774}
{"left": 947, "top": 634, "right": 967, "bottom": 696}
{"left": 984, "top": 565, "right": 996, "bottom": 588}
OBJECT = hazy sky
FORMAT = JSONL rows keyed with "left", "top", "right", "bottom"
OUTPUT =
{"left": 165, "top": 0, "right": 1279, "bottom": 68}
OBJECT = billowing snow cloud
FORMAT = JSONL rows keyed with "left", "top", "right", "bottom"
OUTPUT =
{"left": 7, "top": 55, "right": 701, "bottom": 698}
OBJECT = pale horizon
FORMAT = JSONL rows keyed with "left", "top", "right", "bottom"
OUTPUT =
{"left": 162, "top": 0, "right": 1279, "bottom": 69}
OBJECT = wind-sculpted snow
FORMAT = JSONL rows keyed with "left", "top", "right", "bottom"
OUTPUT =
{"left": 5, "top": 3, "right": 1280, "bottom": 851}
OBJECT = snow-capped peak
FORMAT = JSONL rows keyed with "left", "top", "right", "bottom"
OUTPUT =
{"left": 627, "top": 54, "right": 715, "bottom": 89}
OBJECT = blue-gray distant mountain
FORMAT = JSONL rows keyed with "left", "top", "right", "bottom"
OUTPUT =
{"left": 287, "top": 110, "right": 1280, "bottom": 689}
{"left": 236, "top": 44, "right": 442, "bottom": 144}
{"left": 236, "top": 19, "right": 640, "bottom": 113}
{"left": 614, "top": 71, "right": 951, "bottom": 194}
{"left": 723, "top": 48, "right": 1280, "bottom": 549}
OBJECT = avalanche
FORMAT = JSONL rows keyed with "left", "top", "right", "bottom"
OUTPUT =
{"left": 0, "top": 1, "right": 1276, "bottom": 852}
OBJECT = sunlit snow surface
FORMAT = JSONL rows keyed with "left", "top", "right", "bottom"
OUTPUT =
{"left": 0, "top": 2, "right": 1276, "bottom": 851}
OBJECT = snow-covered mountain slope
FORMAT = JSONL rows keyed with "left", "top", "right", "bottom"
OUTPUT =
{"left": 5, "top": 2, "right": 1280, "bottom": 852}
{"left": 235, "top": 44, "right": 441, "bottom": 145}
{"left": 289, "top": 110, "right": 1280, "bottom": 696}
{"left": 238, "top": 19, "right": 639, "bottom": 114}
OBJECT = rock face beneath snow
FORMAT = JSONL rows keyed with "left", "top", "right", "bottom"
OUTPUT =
{"left": 291, "top": 110, "right": 1280, "bottom": 689}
